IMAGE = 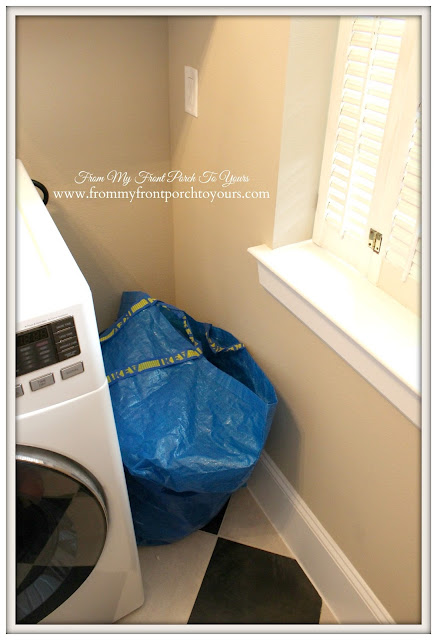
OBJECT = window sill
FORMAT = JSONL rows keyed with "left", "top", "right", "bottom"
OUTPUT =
{"left": 248, "top": 241, "right": 421, "bottom": 427}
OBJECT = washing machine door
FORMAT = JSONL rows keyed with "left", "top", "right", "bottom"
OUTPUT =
{"left": 16, "top": 445, "right": 108, "bottom": 624}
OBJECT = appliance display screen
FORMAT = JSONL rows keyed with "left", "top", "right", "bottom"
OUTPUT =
{"left": 17, "top": 326, "right": 49, "bottom": 347}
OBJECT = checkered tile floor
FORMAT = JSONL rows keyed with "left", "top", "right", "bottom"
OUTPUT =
{"left": 117, "top": 487, "right": 337, "bottom": 625}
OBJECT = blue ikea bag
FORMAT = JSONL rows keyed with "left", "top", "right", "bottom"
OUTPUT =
{"left": 100, "top": 291, "right": 277, "bottom": 545}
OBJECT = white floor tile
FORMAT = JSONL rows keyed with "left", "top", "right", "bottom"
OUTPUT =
{"left": 117, "top": 530, "right": 217, "bottom": 625}
{"left": 218, "top": 487, "right": 294, "bottom": 558}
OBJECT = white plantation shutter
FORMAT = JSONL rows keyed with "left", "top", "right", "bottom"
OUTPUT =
{"left": 313, "top": 16, "right": 421, "bottom": 312}
{"left": 384, "top": 105, "right": 421, "bottom": 282}
{"left": 324, "top": 18, "right": 405, "bottom": 241}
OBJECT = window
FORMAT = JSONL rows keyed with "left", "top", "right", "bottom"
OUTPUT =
{"left": 312, "top": 16, "right": 421, "bottom": 314}
{"left": 248, "top": 14, "right": 425, "bottom": 425}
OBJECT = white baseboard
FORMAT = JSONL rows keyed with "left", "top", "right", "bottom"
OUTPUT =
{"left": 248, "top": 452, "right": 395, "bottom": 625}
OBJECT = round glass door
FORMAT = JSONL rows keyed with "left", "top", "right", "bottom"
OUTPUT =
{"left": 16, "top": 446, "right": 108, "bottom": 624}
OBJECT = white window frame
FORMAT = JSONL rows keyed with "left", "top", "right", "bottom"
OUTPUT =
{"left": 248, "top": 14, "right": 426, "bottom": 428}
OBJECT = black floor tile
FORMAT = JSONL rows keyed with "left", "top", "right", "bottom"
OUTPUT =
{"left": 200, "top": 499, "right": 230, "bottom": 535}
{"left": 188, "top": 538, "right": 322, "bottom": 624}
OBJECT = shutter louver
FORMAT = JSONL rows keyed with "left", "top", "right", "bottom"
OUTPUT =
{"left": 324, "top": 17, "right": 406, "bottom": 240}
{"left": 384, "top": 105, "right": 422, "bottom": 281}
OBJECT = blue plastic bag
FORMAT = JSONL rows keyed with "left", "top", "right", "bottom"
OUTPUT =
{"left": 100, "top": 292, "right": 277, "bottom": 545}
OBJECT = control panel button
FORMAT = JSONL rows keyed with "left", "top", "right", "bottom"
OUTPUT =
{"left": 16, "top": 384, "right": 24, "bottom": 398}
{"left": 60, "top": 361, "right": 84, "bottom": 380}
{"left": 51, "top": 317, "right": 75, "bottom": 333}
{"left": 53, "top": 327, "right": 77, "bottom": 342}
{"left": 57, "top": 345, "right": 81, "bottom": 361}
{"left": 18, "top": 344, "right": 34, "bottom": 354}
{"left": 55, "top": 336, "right": 78, "bottom": 350}
{"left": 18, "top": 353, "right": 35, "bottom": 365}
{"left": 30, "top": 373, "right": 55, "bottom": 392}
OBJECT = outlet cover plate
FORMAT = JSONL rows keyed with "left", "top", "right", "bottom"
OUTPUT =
{"left": 184, "top": 66, "right": 198, "bottom": 117}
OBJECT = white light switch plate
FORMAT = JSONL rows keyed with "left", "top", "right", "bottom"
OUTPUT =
{"left": 184, "top": 66, "right": 198, "bottom": 117}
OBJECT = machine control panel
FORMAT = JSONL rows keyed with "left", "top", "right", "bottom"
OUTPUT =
{"left": 16, "top": 316, "right": 81, "bottom": 378}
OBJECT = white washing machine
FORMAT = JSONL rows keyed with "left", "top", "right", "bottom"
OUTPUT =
{"left": 15, "top": 160, "right": 144, "bottom": 625}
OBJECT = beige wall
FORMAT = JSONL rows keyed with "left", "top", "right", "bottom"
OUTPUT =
{"left": 16, "top": 16, "right": 174, "bottom": 330}
{"left": 168, "top": 16, "right": 421, "bottom": 623}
